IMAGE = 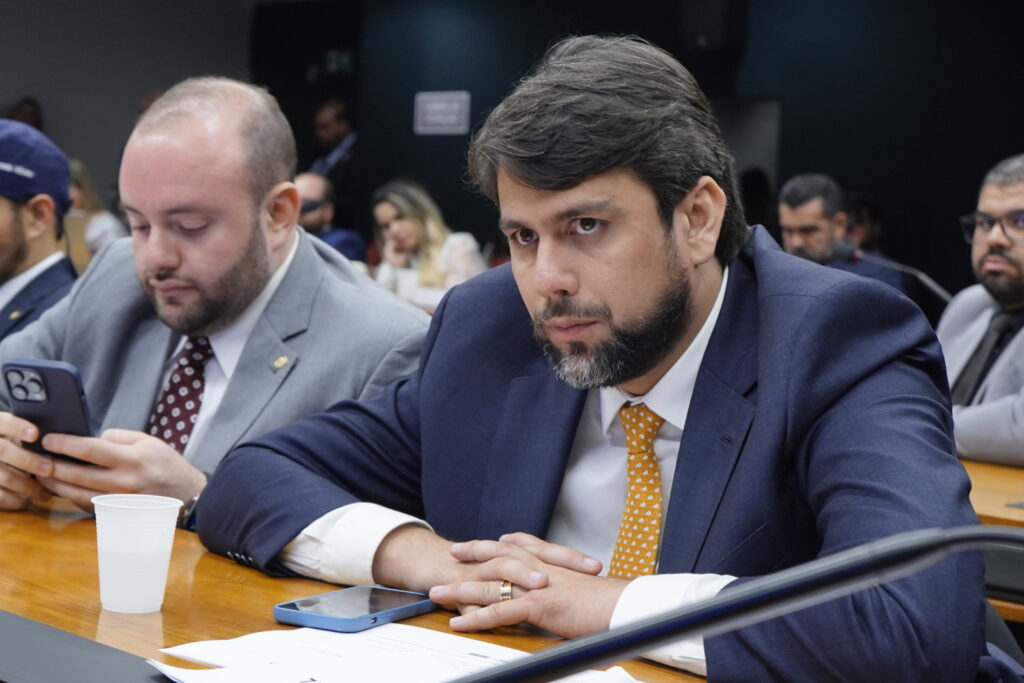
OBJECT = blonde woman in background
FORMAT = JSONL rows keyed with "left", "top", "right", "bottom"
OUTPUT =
{"left": 68, "top": 158, "right": 127, "bottom": 254}
{"left": 373, "top": 179, "right": 485, "bottom": 304}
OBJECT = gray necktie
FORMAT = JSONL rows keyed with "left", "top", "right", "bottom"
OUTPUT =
{"left": 950, "top": 312, "right": 1015, "bottom": 406}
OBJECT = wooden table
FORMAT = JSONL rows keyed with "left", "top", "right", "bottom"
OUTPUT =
{"left": 0, "top": 500, "right": 692, "bottom": 681}
{"left": 963, "top": 459, "right": 1024, "bottom": 528}
{"left": 961, "top": 459, "right": 1024, "bottom": 622}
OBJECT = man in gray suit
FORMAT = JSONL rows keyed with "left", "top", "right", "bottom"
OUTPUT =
{"left": 937, "top": 154, "right": 1024, "bottom": 625}
{"left": 937, "top": 153, "right": 1024, "bottom": 465}
{"left": 0, "top": 77, "right": 428, "bottom": 519}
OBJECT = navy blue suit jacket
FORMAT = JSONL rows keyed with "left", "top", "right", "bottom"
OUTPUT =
{"left": 319, "top": 227, "right": 367, "bottom": 263}
{"left": 828, "top": 254, "right": 946, "bottom": 327}
{"left": 0, "top": 257, "right": 75, "bottom": 341}
{"left": 199, "top": 227, "right": 984, "bottom": 681}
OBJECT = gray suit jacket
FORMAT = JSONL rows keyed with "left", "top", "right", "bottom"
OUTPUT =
{"left": 936, "top": 283, "right": 1024, "bottom": 464}
{"left": 0, "top": 230, "right": 429, "bottom": 475}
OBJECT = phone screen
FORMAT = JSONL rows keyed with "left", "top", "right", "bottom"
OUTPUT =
{"left": 283, "top": 587, "right": 427, "bottom": 618}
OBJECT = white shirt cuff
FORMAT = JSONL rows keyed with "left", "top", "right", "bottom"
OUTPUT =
{"left": 609, "top": 573, "right": 736, "bottom": 677}
{"left": 279, "top": 502, "right": 431, "bottom": 586}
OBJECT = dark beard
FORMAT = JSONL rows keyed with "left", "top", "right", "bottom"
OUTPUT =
{"left": 144, "top": 219, "right": 271, "bottom": 336}
{"left": 532, "top": 269, "right": 693, "bottom": 390}
{"left": 976, "top": 247, "right": 1024, "bottom": 308}
{"left": 0, "top": 212, "right": 28, "bottom": 284}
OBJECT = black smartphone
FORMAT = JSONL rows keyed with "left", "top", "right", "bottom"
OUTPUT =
{"left": 2, "top": 359, "right": 93, "bottom": 460}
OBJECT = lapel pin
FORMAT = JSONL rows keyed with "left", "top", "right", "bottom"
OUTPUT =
{"left": 8, "top": 310, "right": 20, "bottom": 320}
{"left": 273, "top": 355, "right": 289, "bottom": 370}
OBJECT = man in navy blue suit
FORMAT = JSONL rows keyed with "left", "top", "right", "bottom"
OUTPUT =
{"left": 198, "top": 36, "right": 988, "bottom": 680}
{"left": 0, "top": 120, "right": 76, "bottom": 340}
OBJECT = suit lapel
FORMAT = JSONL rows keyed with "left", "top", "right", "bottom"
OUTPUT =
{"left": 189, "top": 330, "right": 296, "bottom": 473}
{"left": 0, "top": 258, "right": 75, "bottom": 337}
{"left": 946, "top": 310, "right": 991, "bottom": 383}
{"left": 659, "top": 256, "right": 758, "bottom": 574}
{"left": 977, "top": 323, "right": 1024, "bottom": 402}
{"left": 102, "top": 318, "right": 178, "bottom": 432}
{"left": 188, "top": 232, "right": 321, "bottom": 473}
{"left": 0, "top": 301, "right": 29, "bottom": 338}
{"left": 476, "top": 372, "right": 586, "bottom": 540}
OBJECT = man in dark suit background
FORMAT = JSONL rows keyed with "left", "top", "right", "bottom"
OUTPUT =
{"left": 309, "top": 98, "right": 365, "bottom": 240}
{"left": 198, "top": 36, "right": 987, "bottom": 680}
{"left": 0, "top": 120, "right": 76, "bottom": 340}
{"left": 778, "top": 172, "right": 947, "bottom": 324}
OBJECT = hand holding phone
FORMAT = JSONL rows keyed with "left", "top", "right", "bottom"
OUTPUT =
{"left": 274, "top": 585, "right": 436, "bottom": 633}
{"left": 2, "top": 359, "right": 93, "bottom": 461}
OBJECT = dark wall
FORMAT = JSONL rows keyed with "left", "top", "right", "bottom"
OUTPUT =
{"left": 255, "top": 1, "right": 1024, "bottom": 292}
{"left": 1, "top": 0, "right": 251, "bottom": 206}
{"left": 251, "top": 1, "right": 363, "bottom": 171}
{"left": 355, "top": 1, "right": 527, "bottom": 244}
{"left": 356, "top": 0, "right": 681, "bottom": 250}
{"left": 736, "top": 0, "right": 1024, "bottom": 293}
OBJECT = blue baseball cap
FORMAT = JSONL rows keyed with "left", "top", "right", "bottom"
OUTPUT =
{"left": 0, "top": 119, "right": 71, "bottom": 216}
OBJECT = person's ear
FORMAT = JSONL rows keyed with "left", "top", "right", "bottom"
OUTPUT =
{"left": 20, "top": 194, "right": 57, "bottom": 241}
{"left": 833, "top": 211, "right": 849, "bottom": 239}
{"left": 672, "top": 176, "right": 726, "bottom": 267}
{"left": 262, "top": 181, "right": 300, "bottom": 250}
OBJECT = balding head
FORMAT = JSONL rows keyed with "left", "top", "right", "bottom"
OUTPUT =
{"left": 120, "top": 76, "right": 302, "bottom": 336}
{"left": 135, "top": 77, "right": 296, "bottom": 208}
{"left": 295, "top": 172, "right": 331, "bottom": 202}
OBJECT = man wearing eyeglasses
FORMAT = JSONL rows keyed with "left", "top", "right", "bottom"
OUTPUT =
{"left": 295, "top": 172, "right": 366, "bottom": 263}
{"left": 937, "top": 154, "right": 1024, "bottom": 466}
{"left": 938, "top": 154, "right": 1024, "bottom": 649}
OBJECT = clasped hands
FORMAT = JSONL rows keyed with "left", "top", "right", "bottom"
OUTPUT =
{"left": 0, "top": 412, "right": 206, "bottom": 511}
{"left": 373, "top": 526, "right": 629, "bottom": 639}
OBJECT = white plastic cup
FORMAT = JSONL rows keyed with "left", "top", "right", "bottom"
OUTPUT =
{"left": 92, "top": 494, "right": 182, "bottom": 614}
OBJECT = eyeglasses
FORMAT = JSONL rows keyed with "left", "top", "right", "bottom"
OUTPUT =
{"left": 960, "top": 209, "right": 1024, "bottom": 244}
{"left": 300, "top": 199, "right": 326, "bottom": 214}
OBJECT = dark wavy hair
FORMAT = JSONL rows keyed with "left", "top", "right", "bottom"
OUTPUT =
{"left": 468, "top": 35, "right": 749, "bottom": 264}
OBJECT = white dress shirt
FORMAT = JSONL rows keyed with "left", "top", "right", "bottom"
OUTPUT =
{"left": 282, "top": 266, "right": 735, "bottom": 677}
{"left": 0, "top": 251, "right": 65, "bottom": 312}
{"left": 161, "top": 235, "right": 298, "bottom": 460}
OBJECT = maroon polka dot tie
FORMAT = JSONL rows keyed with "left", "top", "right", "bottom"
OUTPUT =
{"left": 147, "top": 337, "right": 214, "bottom": 451}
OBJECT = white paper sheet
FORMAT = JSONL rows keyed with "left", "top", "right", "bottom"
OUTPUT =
{"left": 148, "top": 624, "right": 639, "bottom": 682}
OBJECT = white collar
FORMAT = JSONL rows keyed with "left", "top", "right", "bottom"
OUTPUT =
{"left": 200, "top": 232, "right": 300, "bottom": 380}
{"left": 598, "top": 264, "right": 730, "bottom": 435}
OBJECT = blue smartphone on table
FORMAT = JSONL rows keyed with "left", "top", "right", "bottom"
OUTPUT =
{"left": 274, "top": 585, "right": 436, "bottom": 633}
{"left": 2, "top": 359, "right": 93, "bottom": 461}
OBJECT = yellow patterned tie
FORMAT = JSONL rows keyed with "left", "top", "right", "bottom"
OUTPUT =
{"left": 608, "top": 403, "right": 666, "bottom": 580}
